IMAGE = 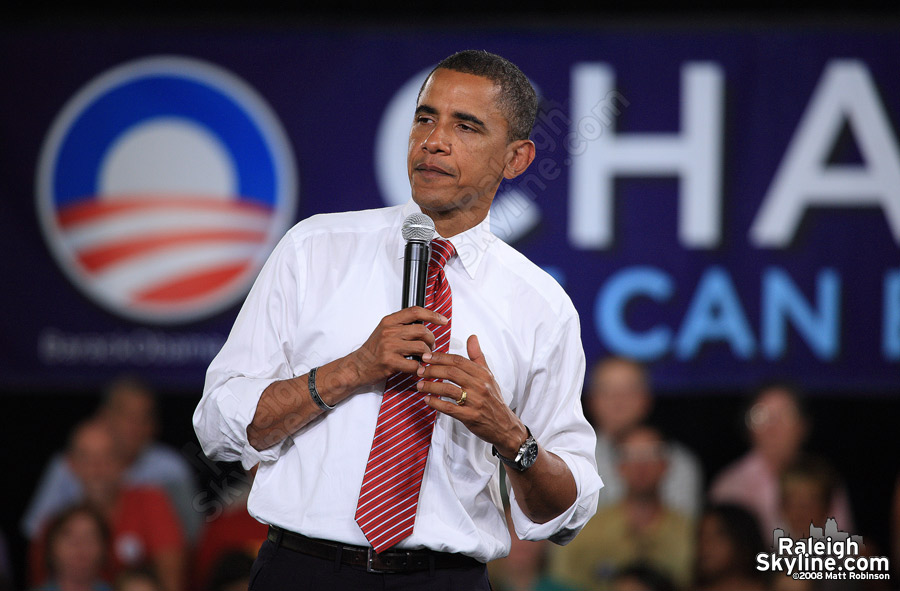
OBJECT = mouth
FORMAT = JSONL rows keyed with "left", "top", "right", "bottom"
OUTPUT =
{"left": 414, "top": 162, "right": 453, "bottom": 178}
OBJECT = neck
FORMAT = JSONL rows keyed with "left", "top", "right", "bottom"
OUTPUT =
{"left": 56, "top": 574, "right": 96, "bottom": 591}
{"left": 624, "top": 493, "right": 663, "bottom": 529}
{"left": 86, "top": 486, "right": 120, "bottom": 518}
{"left": 416, "top": 195, "right": 493, "bottom": 238}
{"left": 759, "top": 448, "right": 792, "bottom": 473}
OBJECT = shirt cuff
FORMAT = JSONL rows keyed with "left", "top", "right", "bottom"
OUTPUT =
{"left": 216, "top": 376, "right": 291, "bottom": 469}
{"left": 508, "top": 449, "right": 603, "bottom": 545}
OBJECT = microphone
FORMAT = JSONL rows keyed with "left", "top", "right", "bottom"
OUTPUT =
{"left": 401, "top": 213, "right": 435, "bottom": 312}
{"left": 401, "top": 213, "right": 435, "bottom": 362}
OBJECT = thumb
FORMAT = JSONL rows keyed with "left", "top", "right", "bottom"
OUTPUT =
{"left": 467, "top": 335, "right": 489, "bottom": 369}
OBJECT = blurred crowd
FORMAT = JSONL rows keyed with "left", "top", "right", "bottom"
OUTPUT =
{"left": 0, "top": 361, "right": 897, "bottom": 591}
{"left": 489, "top": 357, "right": 900, "bottom": 591}
{"left": 4, "top": 376, "right": 266, "bottom": 591}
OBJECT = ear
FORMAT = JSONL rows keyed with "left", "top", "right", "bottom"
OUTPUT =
{"left": 503, "top": 139, "right": 536, "bottom": 180}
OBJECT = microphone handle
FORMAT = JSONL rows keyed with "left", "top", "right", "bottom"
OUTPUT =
{"left": 402, "top": 240, "right": 431, "bottom": 361}
{"left": 402, "top": 240, "right": 431, "bottom": 311}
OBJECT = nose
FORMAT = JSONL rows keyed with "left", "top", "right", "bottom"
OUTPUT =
{"left": 422, "top": 121, "right": 451, "bottom": 154}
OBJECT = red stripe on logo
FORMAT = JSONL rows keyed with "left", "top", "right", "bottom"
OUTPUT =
{"left": 78, "top": 230, "right": 266, "bottom": 272}
{"left": 133, "top": 261, "right": 250, "bottom": 304}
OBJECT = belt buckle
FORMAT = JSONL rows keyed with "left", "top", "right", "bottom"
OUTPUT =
{"left": 366, "top": 547, "right": 407, "bottom": 573}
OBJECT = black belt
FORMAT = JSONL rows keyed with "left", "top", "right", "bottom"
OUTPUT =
{"left": 267, "top": 526, "right": 483, "bottom": 574}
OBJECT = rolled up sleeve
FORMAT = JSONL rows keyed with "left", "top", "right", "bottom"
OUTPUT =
{"left": 508, "top": 309, "right": 603, "bottom": 545}
{"left": 193, "top": 232, "right": 305, "bottom": 470}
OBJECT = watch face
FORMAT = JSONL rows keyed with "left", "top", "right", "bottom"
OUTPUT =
{"left": 519, "top": 439, "right": 538, "bottom": 469}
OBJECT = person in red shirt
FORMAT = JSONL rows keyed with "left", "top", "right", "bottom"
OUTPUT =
{"left": 30, "top": 420, "right": 186, "bottom": 591}
{"left": 192, "top": 466, "right": 266, "bottom": 591}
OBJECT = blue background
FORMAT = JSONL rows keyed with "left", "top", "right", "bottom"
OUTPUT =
{"left": 0, "top": 26, "right": 898, "bottom": 392}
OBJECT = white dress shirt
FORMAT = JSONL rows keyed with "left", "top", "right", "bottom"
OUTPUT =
{"left": 193, "top": 200, "right": 602, "bottom": 562}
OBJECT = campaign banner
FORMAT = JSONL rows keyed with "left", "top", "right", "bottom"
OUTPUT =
{"left": 0, "top": 26, "right": 897, "bottom": 392}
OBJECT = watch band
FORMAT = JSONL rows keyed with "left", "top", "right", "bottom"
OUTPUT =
{"left": 307, "top": 366, "right": 334, "bottom": 411}
{"left": 492, "top": 426, "right": 536, "bottom": 472}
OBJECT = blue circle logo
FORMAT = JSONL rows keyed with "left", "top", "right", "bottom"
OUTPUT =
{"left": 36, "top": 56, "right": 297, "bottom": 324}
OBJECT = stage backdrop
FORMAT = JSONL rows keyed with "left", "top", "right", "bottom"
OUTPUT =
{"left": 1, "top": 26, "right": 898, "bottom": 392}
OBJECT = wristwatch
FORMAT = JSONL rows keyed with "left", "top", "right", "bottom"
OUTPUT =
{"left": 492, "top": 426, "right": 538, "bottom": 472}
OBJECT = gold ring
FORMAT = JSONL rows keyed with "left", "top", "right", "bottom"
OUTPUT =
{"left": 456, "top": 389, "right": 467, "bottom": 406}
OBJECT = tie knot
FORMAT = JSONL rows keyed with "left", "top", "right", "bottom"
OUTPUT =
{"left": 430, "top": 239, "right": 455, "bottom": 270}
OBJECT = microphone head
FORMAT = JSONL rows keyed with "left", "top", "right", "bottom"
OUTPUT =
{"left": 401, "top": 213, "right": 436, "bottom": 243}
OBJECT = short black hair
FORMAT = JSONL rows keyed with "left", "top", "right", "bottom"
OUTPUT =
{"left": 699, "top": 503, "right": 767, "bottom": 583}
{"left": 613, "top": 563, "right": 677, "bottom": 591}
{"left": 418, "top": 49, "right": 538, "bottom": 142}
{"left": 781, "top": 454, "right": 839, "bottom": 508}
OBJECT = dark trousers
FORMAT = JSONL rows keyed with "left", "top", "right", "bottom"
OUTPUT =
{"left": 249, "top": 539, "right": 492, "bottom": 591}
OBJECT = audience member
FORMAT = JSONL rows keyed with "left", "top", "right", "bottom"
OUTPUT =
{"left": 781, "top": 457, "right": 872, "bottom": 591}
{"left": 586, "top": 356, "right": 704, "bottom": 518}
{"left": 29, "top": 420, "right": 186, "bottom": 591}
{"left": 709, "top": 381, "right": 854, "bottom": 536}
{"left": 113, "top": 567, "right": 162, "bottom": 591}
{"left": 548, "top": 426, "right": 694, "bottom": 590}
{"left": 611, "top": 564, "right": 677, "bottom": 591}
{"left": 192, "top": 466, "right": 266, "bottom": 591}
{"left": 694, "top": 503, "right": 768, "bottom": 591}
{"left": 488, "top": 505, "right": 576, "bottom": 591}
{"left": 780, "top": 455, "right": 841, "bottom": 540}
{"left": 23, "top": 376, "right": 200, "bottom": 542}
{"left": 29, "top": 503, "right": 111, "bottom": 591}
{"left": 206, "top": 552, "right": 255, "bottom": 591}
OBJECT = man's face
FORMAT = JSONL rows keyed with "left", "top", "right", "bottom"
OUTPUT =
{"left": 747, "top": 388, "right": 807, "bottom": 464}
{"left": 617, "top": 429, "right": 668, "bottom": 498}
{"left": 588, "top": 360, "right": 651, "bottom": 438}
{"left": 696, "top": 513, "right": 736, "bottom": 579}
{"left": 407, "top": 69, "right": 513, "bottom": 223}
{"left": 782, "top": 476, "right": 829, "bottom": 538}
{"left": 68, "top": 423, "right": 124, "bottom": 503}
{"left": 104, "top": 388, "right": 156, "bottom": 462}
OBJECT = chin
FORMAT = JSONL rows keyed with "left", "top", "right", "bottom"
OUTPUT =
{"left": 411, "top": 191, "right": 455, "bottom": 213}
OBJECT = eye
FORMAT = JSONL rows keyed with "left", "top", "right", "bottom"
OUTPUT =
{"left": 458, "top": 123, "right": 475, "bottom": 132}
{"left": 416, "top": 115, "right": 434, "bottom": 124}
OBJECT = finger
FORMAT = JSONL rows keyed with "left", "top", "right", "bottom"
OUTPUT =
{"left": 394, "top": 339, "right": 433, "bottom": 360}
{"left": 391, "top": 306, "right": 448, "bottom": 326}
{"left": 416, "top": 380, "right": 463, "bottom": 399}
{"left": 423, "top": 394, "right": 462, "bottom": 417}
{"left": 421, "top": 349, "right": 471, "bottom": 367}
{"left": 420, "top": 350, "right": 484, "bottom": 379}
{"left": 466, "top": 334, "right": 489, "bottom": 370}
{"left": 393, "top": 358, "right": 422, "bottom": 375}
{"left": 394, "top": 324, "right": 436, "bottom": 350}
{"left": 417, "top": 362, "right": 474, "bottom": 387}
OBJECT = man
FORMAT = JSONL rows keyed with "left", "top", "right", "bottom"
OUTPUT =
{"left": 779, "top": 455, "right": 839, "bottom": 540}
{"left": 29, "top": 421, "right": 186, "bottom": 591}
{"left": 549, "top": 426, "right": 694, "bottom": 591}
{"left": 587, "top": 356, "right": 703, "bottom": 517}
{"left": 709, "top": 381, "right": 853, "bottom": 535}
{"left": 194, "top": 50, "right": 602, "bottom": 589}
{"left": 22, "top": 376, "right": 201, "bottom": 542}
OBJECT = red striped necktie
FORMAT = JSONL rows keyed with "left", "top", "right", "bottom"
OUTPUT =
{"left": 355, "top": 238, "right": 456, "bottom": 553}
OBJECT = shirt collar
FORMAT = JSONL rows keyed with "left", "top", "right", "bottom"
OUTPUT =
{"left": 399, "top": 199, "right": 496, "bottom": 280}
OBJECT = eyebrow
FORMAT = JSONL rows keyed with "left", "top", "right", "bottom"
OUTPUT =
{"left": 415, "top": 104, "right": 487, "bottom": 130}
